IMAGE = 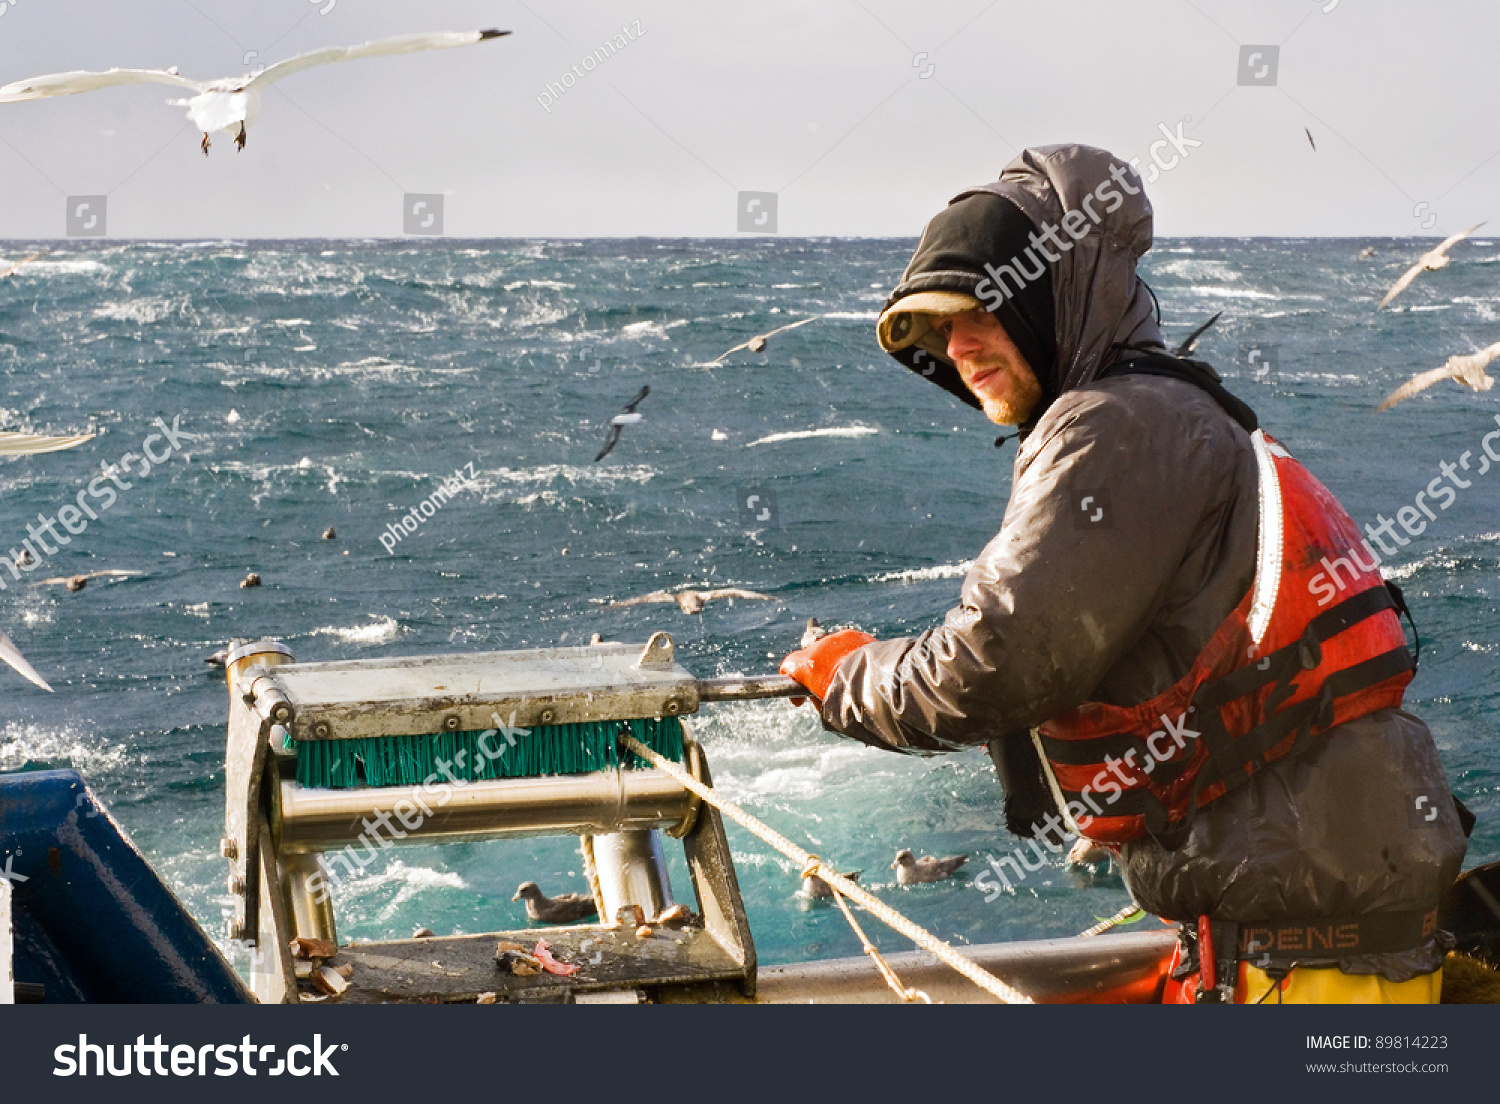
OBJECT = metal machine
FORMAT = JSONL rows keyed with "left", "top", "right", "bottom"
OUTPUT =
{"left": 220, "top": 633, "right": 765, "bottom": 1003}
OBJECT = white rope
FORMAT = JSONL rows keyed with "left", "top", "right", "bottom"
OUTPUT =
{"left": 621, "top": 733, "right": 1033, "bottom": 1004}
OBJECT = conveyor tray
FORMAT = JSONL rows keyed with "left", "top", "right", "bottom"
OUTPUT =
{"left": 331, "top": 924, "right": 744, "bottom": 1004}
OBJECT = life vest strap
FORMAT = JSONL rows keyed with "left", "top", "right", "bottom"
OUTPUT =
{"left": 1039, "top": 584, "right": 1399, "bottom": 769}
{"left": 1198, "top": 583, "right": 1397, "bottom": 708}
{"left": 1145, "top": 644, "right": 1413, "bottom": 847}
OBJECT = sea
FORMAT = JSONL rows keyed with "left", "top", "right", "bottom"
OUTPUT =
{"left": 0, "top": 236, "right": 1495, "bottom": 971}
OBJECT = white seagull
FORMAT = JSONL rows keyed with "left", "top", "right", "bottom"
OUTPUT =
{"left": 607, "top": 587, "right": 774, "bottom": 615}
{"left": 0, "top": 252, "right": 45, "bottom": 280}
{"left": 1376, "top": 340, "right": 1500, "bottom": 412}
{"left": 0, "top": 629, "right": 51, "bottom": 691}
{"left": 0, "top": 29, "right": 511, "bottom": 155}
{"left": 708, "top": 316, "right": 821, "bottom": 364}
{"left": 1377, "top": 223, "right": 1487, "bottom": 310}
{"left": 593, "top": 385, "right": 649, "bottom": 462}
{"left": 0, "top": 427, "right": 95, "bottom": 690}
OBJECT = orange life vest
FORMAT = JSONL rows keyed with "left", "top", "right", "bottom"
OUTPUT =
{"left": 1036, "top": 430, "right": 1415, "bottom": 848}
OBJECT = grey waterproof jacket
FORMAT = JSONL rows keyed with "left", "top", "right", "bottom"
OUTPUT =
{"left": 821, "top": 145, "right": 1466, "bottom": 980}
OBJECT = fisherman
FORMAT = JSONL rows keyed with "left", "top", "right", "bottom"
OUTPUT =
{"left": 779, "top": 145, "right": 1469, "bottom": 1004}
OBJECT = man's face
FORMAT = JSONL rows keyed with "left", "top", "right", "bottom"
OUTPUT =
{"left": 935, "top": 308, "right": 1043, "bottom": 426}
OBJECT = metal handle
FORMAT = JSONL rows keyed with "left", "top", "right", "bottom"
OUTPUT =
{"left": 695, "top": 674, "right": 802, "bottom": 702}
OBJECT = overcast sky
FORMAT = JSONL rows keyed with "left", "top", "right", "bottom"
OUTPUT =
{"left": 0, "top": 0, "right": 1494, "bottom": 239}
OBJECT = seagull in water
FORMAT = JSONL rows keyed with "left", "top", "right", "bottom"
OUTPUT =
{"left": 593, "top": 385, "right": 649, "bottom": 462}
{"left": 1377, "top": 223, "right": 1486, "bottom": 310}
{"left": 801, "top": 869, "right": 862, "bottom": 899}
{"left": 709, "top": 316, "right": 821, "bottom": 363}
{"left": 1376, "top": 340, "right": 1500, "bottom": 412}
{"left": 608, "top": 587, "right": 774, "bottom": 615}
{"left": 0, "top": 30, "right": 511, "bottom": 155}
{"left": 512, "top": 882, "right": 598, "bottom": 924}
{"left": 892, "top": 849, "right": 968, "bottom": 885}
{"left": 1172, "top": 311, "right": 1222, "bottom": 357}
{"left": 31, "top": 569, "right": 144, "bottom": 592}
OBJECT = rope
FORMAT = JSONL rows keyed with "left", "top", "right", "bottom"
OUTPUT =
{"left": 1079, "top": 903, "right": 1146, "bottom": 938}
{"left": 827, "top": 881, "right": 932, "bottom": 1004}
{"left": 621, "top": 732, "right": 1033, "bottom": 1004}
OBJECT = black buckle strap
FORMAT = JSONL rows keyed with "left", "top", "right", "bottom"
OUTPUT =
{"left": 1385, "top": 580, "right": 1421, "bottom": 670}
{"left": 1145, "top": 644, "right": 1413, "bottom": 849}
{"left": 1197, "top": 584, "right": 1396, "bottom": 708}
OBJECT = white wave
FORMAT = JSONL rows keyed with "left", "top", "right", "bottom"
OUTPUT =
{"left": 746, "top": 426, "right": 879, "bottom": 447}
{"left": 268, "top": 318, "right": 312, "bottom": 327}
{"left": 31, "top": 258, "right": 107, "bottom": 276}
{"left": 332, "top": 859, "right": 469, "bottom": 923}
{"left": 869, "top": 560, "right": 975, "bottom": 583}
{"left": 92, "top": 297, "right": 178, "bottom": 323}
{"left": 0, "top": 721, "right": 127, "bottom": 773}
{"left": 503, "top": 279, "right": 574, "bottom": 291}
{"left": 1188, "top": 286, "right": 1281, "bottom": 300}
{"left": 480, "top": 463, "right": 654, "bottom": 488}
{"left": 312, "top": 615, "right": 400, "bottom": 643}
{"left": 821, "top": 311, "right": 879, "bottom": 320}
{"left": 621, "top": 320, "right": 671, "bottom": 339}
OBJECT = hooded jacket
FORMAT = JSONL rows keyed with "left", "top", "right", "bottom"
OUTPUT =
{"left": 821, "top": 145, "right": 1466, "bottom": 980}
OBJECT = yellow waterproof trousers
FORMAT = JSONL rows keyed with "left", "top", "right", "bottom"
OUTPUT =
{"left": 1239, "top": 963, "right": 1442, "bottom": 1004}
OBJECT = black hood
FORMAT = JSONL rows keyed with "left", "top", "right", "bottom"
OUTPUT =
{"left": 885, "top": 144, "right": 1167, "bottom": 425}
{"left": 884, "top": 193, "right": 1058, "bottom": 412}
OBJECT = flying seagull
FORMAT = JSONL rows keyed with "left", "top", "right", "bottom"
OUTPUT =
{"left": 709, "top": 315, "right": 821, "bottom": 363}
{"left": 0, "top": 628, "right": 51, "bottom": 691}
{"left": 1376, "top": 340, "right": 1500, "bottom": 412}
{"left": 593, "top": 385, "right": 649, "bottom": 462}
{"left": 608, "top": 587, "right": 774, "bottom": 615}
{"left": 0, "top": 430, "right": 94, "bottom": 455}
{"left": 1377, "top": 222, "right": 1487, "bottom": 310}
{"left": 30, "top": 569, "right": 144, "bottom": 592}
{"left": 1173, "top": 311, "right": 1222, "bottom": 357}
{"left": 1304, "top": 127, "right": 1316, "bottom": 152}
{"left": 0, "top": 252, "right": 45, "bottom": 280}
{"left": 0, "top": 30, "right": 511, "bottom": 155}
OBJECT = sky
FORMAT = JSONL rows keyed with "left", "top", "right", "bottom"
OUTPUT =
{"left": 0, "top": 0, "right": 1494, "bottom": 239}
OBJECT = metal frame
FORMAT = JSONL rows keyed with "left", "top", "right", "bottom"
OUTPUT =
{"left": 223, "top": 635, "right": 756, "bottom": 1003}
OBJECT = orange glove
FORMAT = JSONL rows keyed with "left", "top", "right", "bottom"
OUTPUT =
{"left": 779, "top": 629, "right": 876, "bottom": 706}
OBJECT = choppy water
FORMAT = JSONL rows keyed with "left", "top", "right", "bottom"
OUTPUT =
{"left": 0, "top": 236, "right": 1495, "bottom": 969}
